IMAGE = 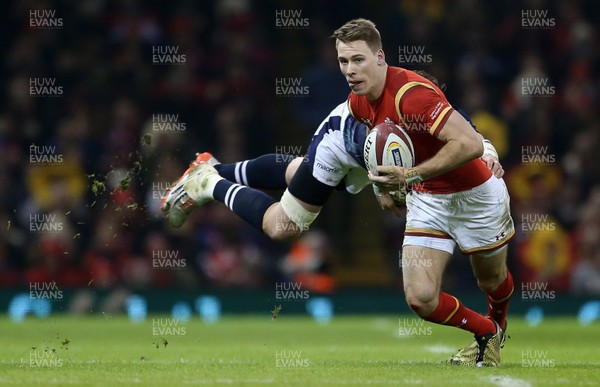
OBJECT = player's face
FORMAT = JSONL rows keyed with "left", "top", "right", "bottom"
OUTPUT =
{"left": 336, "top": 40, "right": 385, "bottom": 100}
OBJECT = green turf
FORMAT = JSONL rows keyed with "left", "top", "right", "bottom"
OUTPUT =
{"left": 0, "top": 315, "right": 598, "bottom": 386}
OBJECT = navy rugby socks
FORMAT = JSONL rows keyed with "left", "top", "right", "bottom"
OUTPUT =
{"left": 212, "top": 180, "right": 275, "bottom": 230}
{"left": 214, "top": 154, "right": 290, "bottom": 189}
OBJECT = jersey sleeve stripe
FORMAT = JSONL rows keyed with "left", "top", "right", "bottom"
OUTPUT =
{"left": 394, "top": 81, "right": 438, "bottom": 125}
{"left": 429, "top": 105, "right": 454, "bottom": 137}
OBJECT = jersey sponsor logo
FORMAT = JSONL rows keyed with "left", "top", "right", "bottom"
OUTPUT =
{"left": 430, "top": 101, "right": 444, "bottom": 120}
{"left": 315, "top": 162, "right": 339, "bottom": 173}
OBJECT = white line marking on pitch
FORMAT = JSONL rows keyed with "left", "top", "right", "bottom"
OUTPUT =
{"left": 424, "top": 344, "right": 456, "bottom": 354}
{"left": 487, "top": 375, "right": 532, "bottom": 387}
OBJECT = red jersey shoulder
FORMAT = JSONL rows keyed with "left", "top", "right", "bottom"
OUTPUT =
{"left": 347, "top": 94, "right": 374, "bottom": 127}
{"left": 389, "top": 68, "right": 454, "bottom": 137}
{"left": 348, "top": 67, "right": 452, "bottom": 132}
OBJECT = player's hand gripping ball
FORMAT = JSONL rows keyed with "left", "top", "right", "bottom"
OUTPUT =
{"left": 364, "top": 122, "right": 415, "bottom": 204}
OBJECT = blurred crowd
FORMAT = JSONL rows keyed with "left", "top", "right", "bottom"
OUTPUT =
{"left": 1, "top": 0, "right": 599, "bottom": 296}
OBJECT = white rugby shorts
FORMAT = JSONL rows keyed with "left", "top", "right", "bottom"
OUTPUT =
{"left": 403, "top": 176, "right": 514, "bottom": 255}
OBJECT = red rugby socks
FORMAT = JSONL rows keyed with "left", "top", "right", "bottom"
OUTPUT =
{"left": 423, "top": 291, "right": 496, "bottom": 336}
{"left": 485, "top": 271, "right": 513, "bottom": 331}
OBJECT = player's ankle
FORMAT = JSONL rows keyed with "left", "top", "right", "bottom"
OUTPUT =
{"left": 205, "top": 173, "right": 222, "bottom": 198}
{"left": 497, "top": 319, "right": 506, "bottom": 332}
{"left": 486, "top": 315, "right": 506, "bottom": 332}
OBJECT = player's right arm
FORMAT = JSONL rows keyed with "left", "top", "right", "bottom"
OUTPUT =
{"left": 371, "top": 82, "right": 488, "bottom": 191}
{"left": 412, "top": 110, "right": 483, "bottom": 181}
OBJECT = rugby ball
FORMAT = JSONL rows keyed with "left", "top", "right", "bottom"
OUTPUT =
{"left": 363, "top": 122, "right": 415, "bottom": 175}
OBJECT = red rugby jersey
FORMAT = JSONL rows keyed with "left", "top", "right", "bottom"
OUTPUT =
{"left": 348, "top": 66, "right": 491, "bottom": 194}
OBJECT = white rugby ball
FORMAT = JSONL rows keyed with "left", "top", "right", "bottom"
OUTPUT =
{"left": 364, "top": 122, "right": 415, "bottom": 175}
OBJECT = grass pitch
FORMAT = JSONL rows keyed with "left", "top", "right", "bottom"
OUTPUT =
{"left": 0, "top": 315, "right": 598, "bottom": 386}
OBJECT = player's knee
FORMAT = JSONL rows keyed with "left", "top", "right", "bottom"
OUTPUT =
{"left": 404, "top": 288, "right": 438, "bottom": 317}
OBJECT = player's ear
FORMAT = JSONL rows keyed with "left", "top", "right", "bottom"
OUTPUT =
{"left": 376, "top": 49, "right": 385, "bottom": 65}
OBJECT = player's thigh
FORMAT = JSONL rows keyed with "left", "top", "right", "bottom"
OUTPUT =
{"left": 285, "top": 157, "right": 305, "bottom": 185}
{"left": 402, "top": 245, "right": 452, "bottom": 299}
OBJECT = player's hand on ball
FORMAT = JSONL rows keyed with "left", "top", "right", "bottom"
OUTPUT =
{"left": 481, "top": 155, "right": 504, "bottom": 178}
{"left": 368, "top": 166, "right": 407, "bottom": 191}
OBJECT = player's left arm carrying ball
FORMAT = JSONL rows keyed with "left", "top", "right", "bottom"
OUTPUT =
{"left": 370, "top": 110, "right": 483, "bottom": 190}
{"left": 372, "top": 131, "right": 503, "bottom": 215}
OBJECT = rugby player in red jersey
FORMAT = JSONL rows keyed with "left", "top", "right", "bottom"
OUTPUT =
{"left": 161, "top": 18, "right": 511, "bottom": 367}
{"left": 335, "top": 18, "right": 514, "bottom": 366}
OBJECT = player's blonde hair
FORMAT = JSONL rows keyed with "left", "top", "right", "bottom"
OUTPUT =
{"left": 332, "top": 18, "right": 382, "bottom": 53}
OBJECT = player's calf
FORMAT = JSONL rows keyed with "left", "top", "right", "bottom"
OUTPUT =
{"left": 470, "top": 247, "right": 513, "bottom": 331}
